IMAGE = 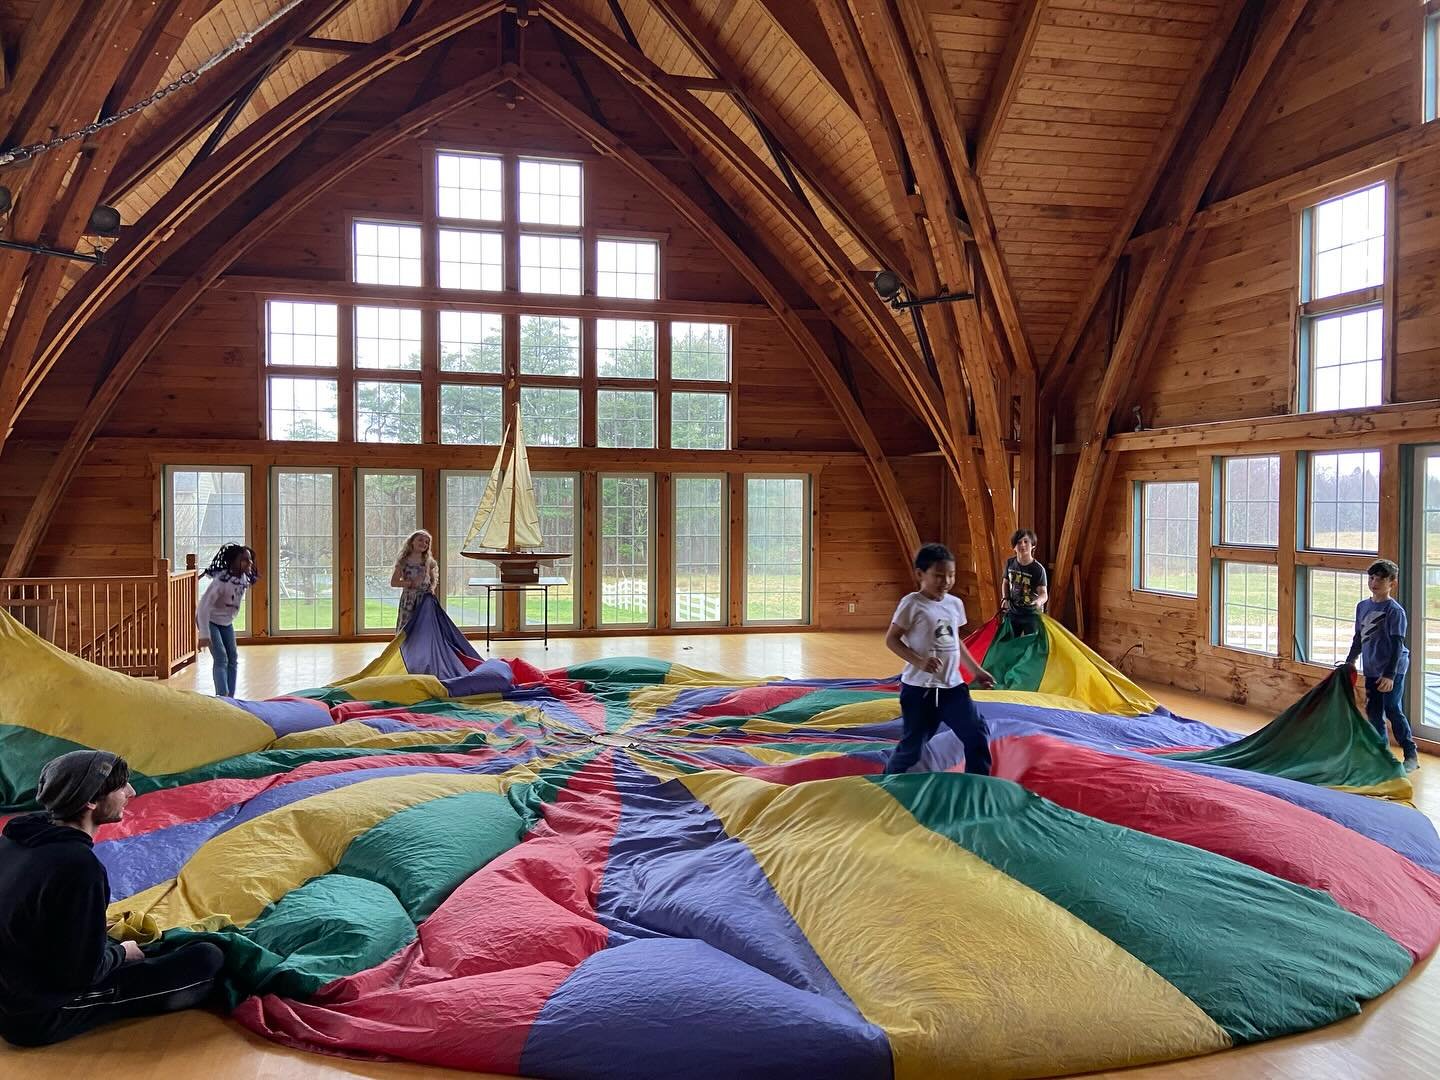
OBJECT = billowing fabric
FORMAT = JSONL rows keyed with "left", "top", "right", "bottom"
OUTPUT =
{"left": 1, "top": 601, "right": 1437, "bottom": 1079}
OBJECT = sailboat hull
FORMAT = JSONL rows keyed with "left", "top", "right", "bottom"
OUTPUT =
{"left": 461, "top": 550, "right": 572, "bottom": 584}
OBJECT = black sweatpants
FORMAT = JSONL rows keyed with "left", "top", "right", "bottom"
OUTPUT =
{"left": 1, "top": 941, "right": 224, "bottom": 1047}
{"left": 885, "top": 682, "right": 992, "bottom": 776}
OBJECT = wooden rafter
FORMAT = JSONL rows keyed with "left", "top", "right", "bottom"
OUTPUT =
{"left": 0, "top": 1, "right": 89, "bottom": 144}
{"left": 846, "top": 0, "right": 1022, "bottom": 583}
{"left": 975, "top": 0, "right": 1049, "bottom": 177}
{"left": 1049, "top": 0, "right": 1313, "bottom": 617}
{"left": 0, "top": 0, "right": 176, "bottom": 449}
{"left": 514, "top": 72, "right": 920, "bottom": 562}
{"left": 538, "top": 1, "right": 971, "bottom": 494}
{"left": 2, "top": 66, "right": 511, "bottom": 578}
{"left": 650, "top": 0, "right": 909, "bottom": 276}
{"left": 1040, "top": 0, "right": 1250, "bottom": 396}
{"left": 812, "top": 0, "right": 996, "bottom": 582}
{"left": 102, "top": 0, "right": 360, "bottom": 206}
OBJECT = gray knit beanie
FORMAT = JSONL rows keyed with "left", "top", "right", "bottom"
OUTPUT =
{"left": 35, "top": 750, "right": 123, "bottom": 820}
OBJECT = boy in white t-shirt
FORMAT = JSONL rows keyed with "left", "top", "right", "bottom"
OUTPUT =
{"left": 883, "top": 543, "right": 996, "bottom": 775}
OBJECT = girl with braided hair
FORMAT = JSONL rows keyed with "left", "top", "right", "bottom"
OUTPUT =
{"left": 195, "top": 543, "right": 258, "bottom": 696}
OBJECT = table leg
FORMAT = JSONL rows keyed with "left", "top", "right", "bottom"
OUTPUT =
{"left": 544, "top": 586, "right": 549, "bottom": 649}
{"left": 485, "top": 587, "right": 492, "bottom": 653}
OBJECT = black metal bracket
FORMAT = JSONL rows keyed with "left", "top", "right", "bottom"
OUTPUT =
{"left": 0, "top": 237, "right": 107, "bottom": 265}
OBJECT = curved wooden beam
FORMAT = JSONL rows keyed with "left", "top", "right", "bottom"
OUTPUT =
{"left": 513, "top": 71, "right": 919, "bottom": 563}
{"left": 2, "top": 63, "right": 506, "bottom": 577}
{"left": 536, "top": 2, "right": 967, "bottom": 492}
{"left": 12, "top": 1, "right": 505, "bottom": 440}
{"left": 0, "top": 0, "right": 212, "bottom": 452}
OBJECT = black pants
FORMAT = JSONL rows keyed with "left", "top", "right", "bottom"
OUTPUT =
{"left": 1, "top": 942, "right": 224, "bottom": 1047}
{"left": 885, "top": 682, "right": 992, "bottom": 776}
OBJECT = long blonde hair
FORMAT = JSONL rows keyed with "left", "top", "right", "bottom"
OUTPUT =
{"left": 393, "top": 529, "right": 436, "bottom": 568}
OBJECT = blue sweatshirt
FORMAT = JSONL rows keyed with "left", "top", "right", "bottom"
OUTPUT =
{"left": 1345, "top": 597, "right": 1410, "bottom": 679}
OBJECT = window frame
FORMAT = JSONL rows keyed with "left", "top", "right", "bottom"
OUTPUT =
{"left": 268, "top": 467, "right": 340, "bottom": 637}
{"left": 597, "top": 471, "right": 656, "bottom": 629}
{"left": 742, "top": 473, "right": 813, "bottom": 627}
{"left": 1425, "top": 1, "right": 1440, "bottom": 124}
{"left": 355, "top": 469, "right": 422, "bottom": 634}
{"left": 1294, "top": 176, "right": 1395, "bottom": 414}
{"left": 163, "top": 465, "right": 253, "bottom": 634}
{"left": 438, "top": 469, "right": 497, "bottom": 631}
{"left": 672, "top": 473, "right": 729, "bottom": 627}
{"left": 350, "top": 216, "right": 424, "bottom": 288}
{"left": 522, "top": 471, "right": 581, "bottom": 631}
{"left": 1131, "top": 479, "right": 1199, "bottom": 598}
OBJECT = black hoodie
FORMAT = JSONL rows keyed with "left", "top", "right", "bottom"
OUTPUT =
{"left": 0, "top": 813, "right": 127, "bottom": 1015}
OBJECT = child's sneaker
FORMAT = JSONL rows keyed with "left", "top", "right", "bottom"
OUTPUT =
{"left": 1403, "top": 749, "right": 1420, "bottom": 773}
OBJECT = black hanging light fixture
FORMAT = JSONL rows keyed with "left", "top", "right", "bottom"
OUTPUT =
{"left": 872, "top": 269, "right": 974, "bottom": 311}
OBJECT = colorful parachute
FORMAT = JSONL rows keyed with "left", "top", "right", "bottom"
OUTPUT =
{"left": 1, "top": 599, "right": 1438, "bottom": 1078}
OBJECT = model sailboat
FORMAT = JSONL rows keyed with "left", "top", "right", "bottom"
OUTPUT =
{"left": 461, "top": 404, "right": 570, "bottom": 583}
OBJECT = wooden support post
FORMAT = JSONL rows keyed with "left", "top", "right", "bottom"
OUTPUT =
{"left": 1277, "top": 451, "right": 1298, "bottom": 660}
{"left": 155, "top": 558, "right": 173, "bottom": 679}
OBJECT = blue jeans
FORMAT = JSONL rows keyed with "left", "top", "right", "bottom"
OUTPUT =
{"left": 208, "top": 622, "right": 238, "bottom": 697}
{"left": 1364, "top": 672, "right": 1417, "bottom": 756}
{"left": 886, "top": 683, "right": 992, "bottom": 776}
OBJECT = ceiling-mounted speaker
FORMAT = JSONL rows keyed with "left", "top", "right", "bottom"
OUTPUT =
{"left": 87, "top": 204, "right": 122, "bottom": 236}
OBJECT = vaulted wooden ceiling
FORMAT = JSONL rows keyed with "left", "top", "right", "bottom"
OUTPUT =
{"left": 0, "top": 0, "right": 1304, "bottom": 583}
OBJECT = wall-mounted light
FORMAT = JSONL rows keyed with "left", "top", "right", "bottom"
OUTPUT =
{"left": 871, "top": 269, "right": 974, "bottom": 312}
{"left": 87, "top": 204, "right": 122, "bottom": 236}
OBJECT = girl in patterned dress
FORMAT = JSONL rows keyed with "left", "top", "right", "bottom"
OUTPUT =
{"left": 390, "top": 530, "right": 439, "bottom": 632}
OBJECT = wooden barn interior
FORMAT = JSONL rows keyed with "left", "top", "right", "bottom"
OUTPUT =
{"left": 2, "top": 0, "right": 1440, "bottom": 1077}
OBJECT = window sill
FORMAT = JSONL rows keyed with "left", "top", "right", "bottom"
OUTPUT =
{"left": 1128, "top": 588, "right": 1197, "bottom": 605}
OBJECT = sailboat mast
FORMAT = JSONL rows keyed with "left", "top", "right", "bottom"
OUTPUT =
{"left": 507, "top": 403, "right": 520, "bottom": 551}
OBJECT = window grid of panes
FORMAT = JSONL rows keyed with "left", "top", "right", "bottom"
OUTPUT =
{"left": 1300, "top": 183, "right": 1387, "bottom": 413}
{"left": 1309, "top": 307, "right": 1382, "bottom": 413}
{"left": 518, "top": 158, "right": 583, "bottom": 226}
{"left": 436, "top": 151, "right": 503, "bottom": 222}
{"left": 269, "top": 376, "right": 338, "bottom": 441}
{"left": 440, "top": 383, "right": 503, "bottom": 445}
{"left": 1137, "top": 481, "right": 1198, "bottom": 596}
{"left": 1222, "top": 455, "right": 1281, "bottom": 547}
{"left": 674, "top": 475, "right": 726, "bottom": 625}
{"left": 438, "top": 227, "right": 503, "bottom": 291}
{"left": 596, "top": 238, "right": 659, "bottom": 299}
{"left": 355, "top": 380, "right": 422, "bottom": 444}
{"left": 354, "top": 220, "right": 422, "bottom": 286}
{"left": 745, "top": 476, "right": 808, "bottom": 624}
{"left": 1305, "top": 568, "right": 1368, "bottom": 668}
{"left": 1221, "top": 561, "right": 1279, "bottom": 655}
{"left": 165, "top": 468, "right": 250, "bottom": 632}
{"left": 600, "top": 474, "right": 652, "bottom": 627}
{"left": 1307, "top": 450, "right": 1381, "bottom": 553}
{"left": 357, "top": 471, "right": 419, "bottom": 632}
{"left": 355, "top": 306, "right": 422, "bottom": 370}
{"left": 440, "top": 471, "right": 496, "bottom": 629}
{"left": 272, "top": 469, "right": 337, "bottom": 633}
{"left": 518, "top": 233, "right": 582, "bottom": 295}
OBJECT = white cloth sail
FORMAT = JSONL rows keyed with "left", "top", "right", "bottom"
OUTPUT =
{"left": 463, "top": 409, "right": 544, "bottom": 551}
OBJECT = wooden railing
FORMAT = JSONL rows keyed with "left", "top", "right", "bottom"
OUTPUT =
{"left": 0, "top": 557, "right": 200, "bottom": 678}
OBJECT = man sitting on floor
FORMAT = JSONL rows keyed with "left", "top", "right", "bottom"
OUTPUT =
{"left": 0, "top": 750, "right": 224, "bottom": 1046}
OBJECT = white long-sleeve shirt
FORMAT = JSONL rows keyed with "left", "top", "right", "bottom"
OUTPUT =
{"left": 196, "top": 573, "right": 251, "bottom": 632}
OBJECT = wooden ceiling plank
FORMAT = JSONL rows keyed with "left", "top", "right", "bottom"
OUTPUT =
{"left": 0, "top": 0, "right": 82, "bottom": 142}
{"left": 975, "top": 0, "right": 1049, "bottom": 177}
{"left": 650, "top": 0, "right": 908, "bottom": 276}
{"left": 1049, "top": 0, "right": 1314, "bottom": 618}
{"left": 1039, "top": 0, "right": 1249, "bottom": 393}
{"left": 3, "top": 62, "right": 511, "bottom": 578}
{"left": 517, "top": 71, "right": 918, "bottom": 564}
{"left": 103, "top": 0, "right": 360, "bottom": 206}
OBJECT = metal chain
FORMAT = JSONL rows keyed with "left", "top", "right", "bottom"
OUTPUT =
{"left": 0, "top": 0, "right": 313, "bottom": 169}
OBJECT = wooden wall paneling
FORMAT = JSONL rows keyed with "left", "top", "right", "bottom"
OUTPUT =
{"left": 1217, "top": 0, "right": 1419, "bottom": 196}
{"left": 1381, "top": 442, "right": 1403, "bottom": 564}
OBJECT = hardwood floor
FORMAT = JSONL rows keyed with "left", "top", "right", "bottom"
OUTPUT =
{"left": 4, "top": 632, "right": 1436, "bottom": 1080}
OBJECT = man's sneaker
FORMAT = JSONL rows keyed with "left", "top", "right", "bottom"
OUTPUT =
{"left": 1403, "top": 750, "right": 1420, "bottom": 773}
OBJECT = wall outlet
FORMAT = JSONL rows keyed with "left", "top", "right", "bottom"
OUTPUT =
{"left": 847, "top": 601, "right": 856, "bottom": 613}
